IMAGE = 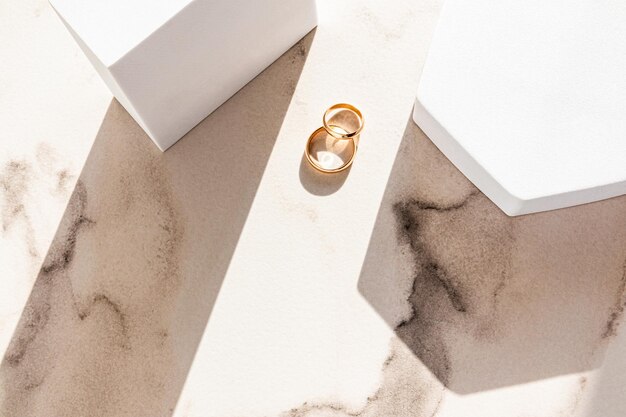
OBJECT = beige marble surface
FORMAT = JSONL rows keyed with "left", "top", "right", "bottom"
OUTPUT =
{"left": 1, "top": 0, "right": 626, "bottom": 416}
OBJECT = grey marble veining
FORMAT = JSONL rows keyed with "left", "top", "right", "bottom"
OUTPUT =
{"left": 1, "top": 28, "right": 315, "bottom": 415}
{"left": 2, "top": 0, "right": 626, "bottom": 416}
{"left": 358, "top": 121, "right": 626, "bottom": 415}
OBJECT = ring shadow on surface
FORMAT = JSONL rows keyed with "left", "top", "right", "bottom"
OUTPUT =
{"left": 358, "top": 116, "right": 626, "bottom": 394}
{"left": 299, "top": 152, "right": 350, "bottom": 196}
{"left": 0, "top": 29, "right": 315, "bottom": 416}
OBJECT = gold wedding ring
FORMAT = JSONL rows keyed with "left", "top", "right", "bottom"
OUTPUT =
{"left": 305, "top": 103, "right": 364, "bottom": 174}
{"left": 322, "top": 103, "right": 364, "bottom": 139}
{"left": 306, "top": 126, "right": 357, "bottom": 173}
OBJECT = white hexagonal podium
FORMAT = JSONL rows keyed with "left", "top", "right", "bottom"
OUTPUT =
{"left": 414, "top": 0, "right": 626, "bottom": 216}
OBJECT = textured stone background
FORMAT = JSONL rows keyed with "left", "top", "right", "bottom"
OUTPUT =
{"left": 1, "top": 0, "right": 625, "bottom": 416}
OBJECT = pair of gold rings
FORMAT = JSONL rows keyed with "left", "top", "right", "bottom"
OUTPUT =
{"left": 305, "top": 103, "right": 364, "bottom": 173}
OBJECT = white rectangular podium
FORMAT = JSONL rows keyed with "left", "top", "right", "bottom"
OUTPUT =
{"left": 50, "top": 0, "right": 317, "bottom": 151}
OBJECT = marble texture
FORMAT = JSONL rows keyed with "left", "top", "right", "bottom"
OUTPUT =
{"left": 1, "top": 0, "right": 626, "bottom": 416}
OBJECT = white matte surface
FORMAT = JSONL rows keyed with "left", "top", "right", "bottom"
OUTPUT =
{"left": 48, "top": 0, "right": 192, "bottom": 66}
{"left": 414, "top": 0, "right": 626, "bottom": 216}
{"left": 4, "top": 1, "right": 626, "bottom": 417}
{"left": 50, "top": 0, "right": 318, "bottom": 151}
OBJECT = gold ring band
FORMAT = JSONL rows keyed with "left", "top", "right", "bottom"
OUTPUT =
{"left": 305, "top": 126, "right": 357, "bottom": 173}
{"left": 322, "top": 103, "right": 364, "bottom": 139}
